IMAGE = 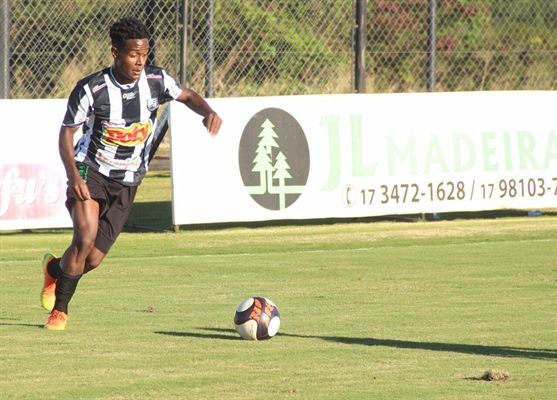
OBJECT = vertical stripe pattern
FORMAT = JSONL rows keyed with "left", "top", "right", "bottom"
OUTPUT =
{"left": 62, "top": 66, "right": 181, "bottom": 186}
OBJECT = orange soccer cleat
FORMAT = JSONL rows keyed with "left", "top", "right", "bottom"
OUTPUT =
{"left": 44, "top": 310, "right": 68, "bottom": 331}
{"left": 40, "top": 253, "right": 57, "bottom": 312}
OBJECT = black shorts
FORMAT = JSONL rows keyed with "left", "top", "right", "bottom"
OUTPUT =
{"left": 66, "top": 164, "right": 138, "bottom": 254}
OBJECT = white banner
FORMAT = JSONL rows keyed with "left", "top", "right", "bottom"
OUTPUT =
{"left": 170, "top": 91, "right": 557, "bottom": 225}
{"left": 0, "top": 99, "right": 73, "bottom": 230}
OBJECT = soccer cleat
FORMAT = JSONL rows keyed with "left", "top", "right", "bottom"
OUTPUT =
{"left": 40, "top": 253, "right": 57, "bottom": 312}
{"left": 44, "top": 310, "right": 68, "bottom": 330}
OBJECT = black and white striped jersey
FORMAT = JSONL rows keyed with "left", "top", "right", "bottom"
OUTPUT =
{"left": 62, "top": 65, "right": 182, "bottom": 186}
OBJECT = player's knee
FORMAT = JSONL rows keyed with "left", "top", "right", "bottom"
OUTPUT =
{"left": 84, "top": 261, "right": 100, "bottom": 273}
{"left": 73, "top": 235, "right": 96, "bottom": 255}
{"left": 84, "top": 248, "right": 106, "bottom": 273}
{"left": 85, "top": 256, "right": 102, "bottom": 271}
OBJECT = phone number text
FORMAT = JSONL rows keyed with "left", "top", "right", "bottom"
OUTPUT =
{"left": 342, "top": 177, "right": 557, "bottom": 206}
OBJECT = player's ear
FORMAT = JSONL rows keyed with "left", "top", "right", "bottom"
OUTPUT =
{"left": 111, "top": 46, "right": 118, "bottom": 59}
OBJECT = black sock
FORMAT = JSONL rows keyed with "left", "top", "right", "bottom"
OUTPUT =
{"left": 47, "top": 258, "right": 61, "bottom": 279}
{"left": 53, "top": 272, "right": 82, "bottom": 314}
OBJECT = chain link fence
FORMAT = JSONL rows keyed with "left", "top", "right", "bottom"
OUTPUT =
{"left": 184, "top": 0, "right": 355, "bottom": 97}
{"left": 3, "top": 0, "right": 556, "bottom": 99}
{"left": 5, "top": 0, "right": 181, "bottom": 99}
{"left": 366, "top": 0, "right": 557, "bottom": 92}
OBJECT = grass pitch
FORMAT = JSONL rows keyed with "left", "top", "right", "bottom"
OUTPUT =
{"left": 1, "top": 172, "right": 556, "bottom": 399}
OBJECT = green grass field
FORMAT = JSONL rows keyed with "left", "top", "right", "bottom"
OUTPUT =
{"left": 1, "top": 172, "right": 556, "bottom": 399}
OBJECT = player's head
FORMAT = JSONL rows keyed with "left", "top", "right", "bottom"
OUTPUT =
{"left": 109, "top": 17, "right": 150, "bottom": 83}
{"left": 109, "top": 17, "right": 150, "bottom": 50}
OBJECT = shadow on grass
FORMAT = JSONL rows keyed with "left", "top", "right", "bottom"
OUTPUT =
{"left": 3, "top": 206, "right": 555, "bottom": 235}
{"left": 0, "top": 322, "right": 45, "bottom": 328}
{"left": 155, "top": 329, "right": 241, "bottom": 341}
{"left": 125, "top": 206, "right": 557, "bottom": 233}
{"left": 156, "top": 327, "right": 557, "bottom": 361}
{"left": 126, "top": 201, "right": 173, "bottom": 232}
{"left": 0, "top": 317, "right": 44, "bottom": 329}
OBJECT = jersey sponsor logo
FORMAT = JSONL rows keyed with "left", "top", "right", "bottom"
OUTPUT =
{"left": 122, "top": 91, "right": 137, "bottom": 100}
{"left": 92, "top": 83, "right": 107, "bottom": 93}
{"left": 146, "top": 98, "right": 159, "bottom": 112}
{"left": 146, "top": 73, "right": 162, "bottom": 79}
{"left": 102, "top": 120, "right": 152, "bottom": 146}
{"left": 96, "top": 150, "right": 141, "bottom": 171}
{"left": 101, "top": 120, "right": 126, "bottom": 128}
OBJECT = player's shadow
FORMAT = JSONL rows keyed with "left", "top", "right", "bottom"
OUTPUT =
{"left": 0, "top": 322, "right": 45, "bottom": 328}
{"left": 155, "top": 329, "right": 242, "bottom": 341}
{"left": 172, "top": 327, "right": 557, "bottom": 361}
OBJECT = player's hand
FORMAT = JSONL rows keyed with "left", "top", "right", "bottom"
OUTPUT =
{"left": 68, "top": 176, "right": 91, "bottom": 201}
{"left": 202, "top": 113, "right": 222, "bottom": 137}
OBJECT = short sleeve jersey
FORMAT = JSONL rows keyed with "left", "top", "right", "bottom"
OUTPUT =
{"left": 62, "top": 65, "right": 182, "bottom": 186}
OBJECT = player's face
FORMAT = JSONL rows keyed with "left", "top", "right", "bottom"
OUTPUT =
{"left": 111, "top": 38, "right": 150, "bottom": 84}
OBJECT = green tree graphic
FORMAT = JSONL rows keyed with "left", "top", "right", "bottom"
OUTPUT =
{"left": 272, "top": 151, "right": 292, "bottom": 210}
{"left": 250, "top": 145, "right": 274, "bottom": 194}
{"left": 245, "top": 118, "right": 306, "bottom": 207}
{"left": 259, "top": 119, "right": 279, "bottom": 154}
{"left": 246, "top": 119, "right": 279, "bottom": 195}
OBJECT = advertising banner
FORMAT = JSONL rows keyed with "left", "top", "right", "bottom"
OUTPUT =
{"left": 0, "top": 100, "right": 73, "bottom": 230}
{"left": 169, "top": 91, "right": 556, "bottom": 225}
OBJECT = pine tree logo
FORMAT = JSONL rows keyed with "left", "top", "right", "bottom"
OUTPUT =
{"left": 239, "top": 108, "right": 310, "bottom": 211}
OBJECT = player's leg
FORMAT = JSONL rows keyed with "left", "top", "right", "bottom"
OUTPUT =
{"left": 84, "top": 247, "right": 107, "bottom": 273}
{"left": 45, "top": 198, "right": 99, "bottom": 330}
{"left": 41, "top": 242, "right": 104, "bottom": 311}
{"left": 62, "top": 198, "right": 101, "bottom": 275}
{"left": 44, "top": 174, "right": 137, "bottom": 330}
{"left": 40, "top": 253, "right": 60, "bottom": 311}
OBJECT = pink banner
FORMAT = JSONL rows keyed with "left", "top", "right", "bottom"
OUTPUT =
{"left": 1, "top": 164, "right": 66, "bottom": 221}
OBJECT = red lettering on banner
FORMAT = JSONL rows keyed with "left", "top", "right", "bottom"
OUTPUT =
{"left": 103, "top": 121, "right": 152, "bottom": 146}
{"left": 0, "top": 164, "right": 65, "bottom": 220}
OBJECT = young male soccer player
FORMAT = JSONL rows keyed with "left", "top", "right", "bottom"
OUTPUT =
{"left": 41, "top": 17, "right": 222, "bottom": 330}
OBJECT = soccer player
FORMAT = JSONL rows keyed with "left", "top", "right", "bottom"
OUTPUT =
{"left": 40, "top": 17, "right": 222, "bottom": 330}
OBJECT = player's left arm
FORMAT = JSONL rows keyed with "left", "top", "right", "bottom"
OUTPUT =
{"left": 175, "top": 88, "right": 222, "bottom": 137}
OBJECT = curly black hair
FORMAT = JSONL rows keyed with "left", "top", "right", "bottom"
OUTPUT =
{"left": 109, "top": 17, "right": 150, "bottom": 49}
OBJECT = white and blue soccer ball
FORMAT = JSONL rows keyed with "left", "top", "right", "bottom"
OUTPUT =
{"left": 234, "top": 297, "right": 280, "bottom": 340}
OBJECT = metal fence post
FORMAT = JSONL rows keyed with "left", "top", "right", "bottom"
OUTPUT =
{"left": 205, "top": 0, "right": 214, "bottom": 98}
{"left": 427, "top": 0, "right": 436, "bottom": 92}
{"left": 355, "top": 0, "right": 366, "bottom": 93}
{"left": 180, "top": 0, "right": 189, "bottom": 86}
{"left": 0, "top": 0, "right": 10, "bottom": 99}
{"left": 146, "top": 0, "right": 157, "bottom": 66}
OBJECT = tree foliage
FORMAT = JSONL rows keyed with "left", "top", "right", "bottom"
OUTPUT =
{"left": 8, "top": 0, "right": 556, "bottom": 98}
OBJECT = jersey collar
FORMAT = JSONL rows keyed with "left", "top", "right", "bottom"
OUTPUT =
{"left": 109, "top": 67, "right": 140, "bottom": 90}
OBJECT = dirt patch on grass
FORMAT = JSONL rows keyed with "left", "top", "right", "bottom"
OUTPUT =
{"left": 481, "top": 369, "right": 510, "bottom": 381}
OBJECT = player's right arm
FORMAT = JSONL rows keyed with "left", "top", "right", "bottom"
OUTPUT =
{"left": 60, "top": 81, "right": 94, "bottom": 201}
{"left": 59, "top": 125, "right": 91, "bottom": 201}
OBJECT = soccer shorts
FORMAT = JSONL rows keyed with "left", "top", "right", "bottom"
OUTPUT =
{"left": 66, "top": 163, "right": 138, "bottom": 254}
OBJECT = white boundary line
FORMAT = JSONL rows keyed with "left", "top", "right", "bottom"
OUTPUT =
{"left": 0, "top": 238, "right": 554, "bottom": 265}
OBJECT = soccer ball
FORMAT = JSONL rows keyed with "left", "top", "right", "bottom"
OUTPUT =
{"left": 234, "top": 297, "right": 280, "bottom": 340}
